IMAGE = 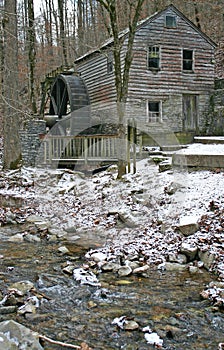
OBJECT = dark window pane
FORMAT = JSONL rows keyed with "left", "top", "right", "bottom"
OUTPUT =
{"left": 148, "top": 46, "right": 160, "bottom": 69}
{"left": 148, "top": 101, "right": 160, "bottom": 122}
{"left": 165, "top": 15, "right": 177, "bottom": 28}
{"left": 149, "top": 102, "right": 159, "bottom": 112}
{"left": 183, "top": 50, "right": 193, "bottom": 60}
{"left": 148, "top": 57, "right": 159, "bottom": 68}
{"left": 183, "top": 50, "right": 193, "bottom": 71}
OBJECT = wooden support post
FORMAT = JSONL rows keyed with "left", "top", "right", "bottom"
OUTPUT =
{"left": 49, "top": 139, "right": 52, "bottom": 163}
{"left": 84, "top": 138, "right": 88, "bottom": 165}
{"left": 139, "top": 133, "right": 142, "bottom": 159}
{"left": 127, "top": 122, "right": 131, "bottom": 173}
{"left": 133, "top": 119, "right": 137, "bottom": 174}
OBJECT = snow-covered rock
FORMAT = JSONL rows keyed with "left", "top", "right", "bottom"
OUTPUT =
{"left": 178, "top": 216, "right": 199, "bottom": 236}
{"left": 0, "top": 320, "right": 43, "bottom": 350}
{"left": 180, "top": 242, "right": 198, "bottom": 261}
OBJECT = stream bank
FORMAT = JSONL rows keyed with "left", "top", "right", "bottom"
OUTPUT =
{"left": 0, "top": 157, "right": 223, "bottom": 348}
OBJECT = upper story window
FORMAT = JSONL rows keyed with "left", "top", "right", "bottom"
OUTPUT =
{"left": 107, "top": 51, "right": 113, "bottom": 73}
{"left": 165, "top": 15, "right": 177, "bottom": 28}
{"left": 148, "top": 46, "right": 160, "bottom": 70}
{"left": 183, "top": 49, "right": 194, "bottom": 71}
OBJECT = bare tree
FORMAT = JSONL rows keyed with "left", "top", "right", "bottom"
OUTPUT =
{"left": 97, "top": 0, "right": 145, "bottom": 177}
{"left": 2, "top": 0, "right": 21, "bottom": 169}
{"left": 27, "top": 0, "right": 37, "bottom": 113}
{"left": 58, "top": 0, "right": 68, "bottom": 66}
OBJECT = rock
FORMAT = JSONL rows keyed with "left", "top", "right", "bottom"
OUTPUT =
{"left": 118, "top": 210, "right": 138, "bottom": 228}
{"left": 188, "top": 266, "right": 199, "bottom": 274}
{"left": 0, "top": 320, "right": 43, "bottom": 349}
{"left": 34, "top": 221, "right": 49, "bottom": 230}
{"left": 101, "top": 262, "right": 120, "bottom": 272}
{"left": 117, "top": 265, "right": 132, "bottom": 277}
{"left": 8, "top": 281, "right": 34, "bottom": 296}
{"left": 111, "top": 315, "right": 126, "bottom": 329}
{"left": 180, "top": 242, "right": 198, "bottom": 261}
{"left": 0, "top": 332, "right": 17, "bottom": 350}
{"left": 27, "top": 215, "right": 44, "bottom": 223}
{"left": 178, "top": 216, "right": 199, "bottom": 236}
{"left": 8, "top": 233, "right": 24, "bottom": 242}
{"left": 48, "top": 227, "right": 67, "bottom": 238}
{"left": 24, "top": 234, "right": 41, "bottom": 243}
{"left": 125, "top": 260, "right": 140, "bottom": 270}
{"left": 64, "top": 234, "right": 81, "bottom": 242}
{"left": 133, "top": 265, "right": 149, "bottom": 274}
{"left": 168, "top": 253, "right": 187, "bottom": 264}
{"left": 0, "top": 306, "right": 17, "bottom": 314}
{"left": 159, "top": 159, "right": 172, "bottom": 172}
{"left": 198, "top": 250, "right": 216, "bottom": 270}
{"left": 62, "top": 265, "right": 75, "bottom": 275}
{"left": 73, "top": 268, "right": 101, "bottom": 287}
{"left": 163, "top": 262, "right": 188, "bottom": 272}
{"left": 58, "top": 246, "right": 70, "bottom": 254}
{"left": 145, "top": 332, "right": 163, "bottom": 347}
{"left": 5, "top": 211, "right": 17, "bottom": 224}
{"left": 164, "top": 181, "right": 184, "bottom": 195}
{"left": 123, "top": 320, "right": 139, "bottom": 331}
{"left": 90, "top": 252, "right": 107, "bottom": 263}
{"left": 18, "top": 300, "right": 37, "bottom": 315}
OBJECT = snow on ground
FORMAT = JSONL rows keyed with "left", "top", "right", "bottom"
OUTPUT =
{"left": 0, "top": 148, "right": 224, "bottom": 306}
{"left": 174, "top": 142, "right": 224, "bottom": 155}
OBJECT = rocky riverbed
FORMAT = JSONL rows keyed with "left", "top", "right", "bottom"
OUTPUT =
{"left": 0, "top": 154, "right": 224, "bottom": 348}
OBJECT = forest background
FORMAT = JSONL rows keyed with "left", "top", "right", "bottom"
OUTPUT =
{"left": 0, "top": 0, "right": 224, "bottom": 168}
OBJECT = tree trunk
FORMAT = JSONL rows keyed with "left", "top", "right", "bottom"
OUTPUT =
{"left": 28, "top": 0, "right": 37, "bottom": 114}
{"left": 97, "top": 0, "right": 145, "bottom": 178}
{"left": 58, "top": 0, "right": 68, "bottom": 66}
{"left": 3, "top": 0, "right": 21, "bottom": 169}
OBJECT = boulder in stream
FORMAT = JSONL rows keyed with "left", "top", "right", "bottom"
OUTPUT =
{"left": 0, "top": 320, "right": 43, "bottom": 349}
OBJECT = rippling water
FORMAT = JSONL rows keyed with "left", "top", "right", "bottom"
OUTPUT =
{"left": 0, "top": 231, "right": 223, "bottom": 350}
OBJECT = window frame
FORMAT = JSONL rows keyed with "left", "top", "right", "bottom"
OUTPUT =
{"left": 147, "top": 101, "right": 162, "bottom": 123}
{"left": 182, "top": 49, "right": 194, "bottom": 72}
{"left": 148, "top": 45, "right": 160, "bottom": 71}
{"left": 165, "top": 15, "right": 177, "bottom": 28}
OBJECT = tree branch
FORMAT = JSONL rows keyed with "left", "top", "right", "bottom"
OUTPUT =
{"left": 39, "top": 334, "right": 81, "bottom": 349}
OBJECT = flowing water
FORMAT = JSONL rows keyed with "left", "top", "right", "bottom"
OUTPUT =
{"left": 0, "top": 225, "right": 223, "bottom": 350}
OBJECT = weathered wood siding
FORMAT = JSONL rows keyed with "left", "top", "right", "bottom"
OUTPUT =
{"left": 75, "top": 49, "right": 118, "bottom": 127}
{"left": 127, "top": 7, "right": 215, "bottom": 131}
{"left": 75, "top": 6, "right": 216, "bottom": 134}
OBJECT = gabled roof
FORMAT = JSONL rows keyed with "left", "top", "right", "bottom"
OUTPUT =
{"left": 75, "top": 4, "right": 217, "bottom": 63}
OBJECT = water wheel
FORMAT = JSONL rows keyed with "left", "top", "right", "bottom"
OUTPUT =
{"left": 46, "top": 73, "right": 91, "bottom": 135}
{"left": 49, "top": 74, "right": 90, "bottom": 117}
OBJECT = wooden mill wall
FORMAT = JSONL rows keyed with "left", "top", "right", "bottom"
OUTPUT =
{"left": 75, "top": 5, "right": 216, "bottom": 138}
{"left": 128, "top": 7, "right": 216, "bottom": 134}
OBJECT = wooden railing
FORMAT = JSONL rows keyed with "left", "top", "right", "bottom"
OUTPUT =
{"left": 42, "top": 134, "right": 122, "bottom": 165}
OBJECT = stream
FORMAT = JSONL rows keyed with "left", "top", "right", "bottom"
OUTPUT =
{"left": 0, "top": 225, "right": 223, "bottom": 350}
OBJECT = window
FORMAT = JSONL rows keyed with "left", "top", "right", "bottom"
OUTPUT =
{"left": 183, "top": 49, "right": 193, "bottom": 71}
{"left": 107, "top": 51, "right": 113, "bottom": 73}
{"left": 165, "top": 15, "right": 177, "bottom": 28}
{"left": 148, "top": 101, "right": 161, "bottom": 122}
{"left": 148, "top": 46, "right": 160, "bottom": 70}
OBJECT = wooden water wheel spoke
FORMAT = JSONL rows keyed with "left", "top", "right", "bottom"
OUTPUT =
{"left": 49, "top": 74, "right": 90, "bottom": 118}
{"left": 50, "top": 96, "right": 58, "bottom": 115}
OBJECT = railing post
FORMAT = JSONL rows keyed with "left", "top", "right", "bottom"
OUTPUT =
{"left": 132, "top": 119, "right": 137, "bottom": 174}
{"left": 84, "top": 137, "right": 88, "bottom": 165}
{"left": 127, "top": 123, "right": 131, "bottom": 173}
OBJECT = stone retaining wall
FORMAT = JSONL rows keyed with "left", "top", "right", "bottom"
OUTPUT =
{"left": 19, "top": 120, "right": 46, "bottom": 166}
